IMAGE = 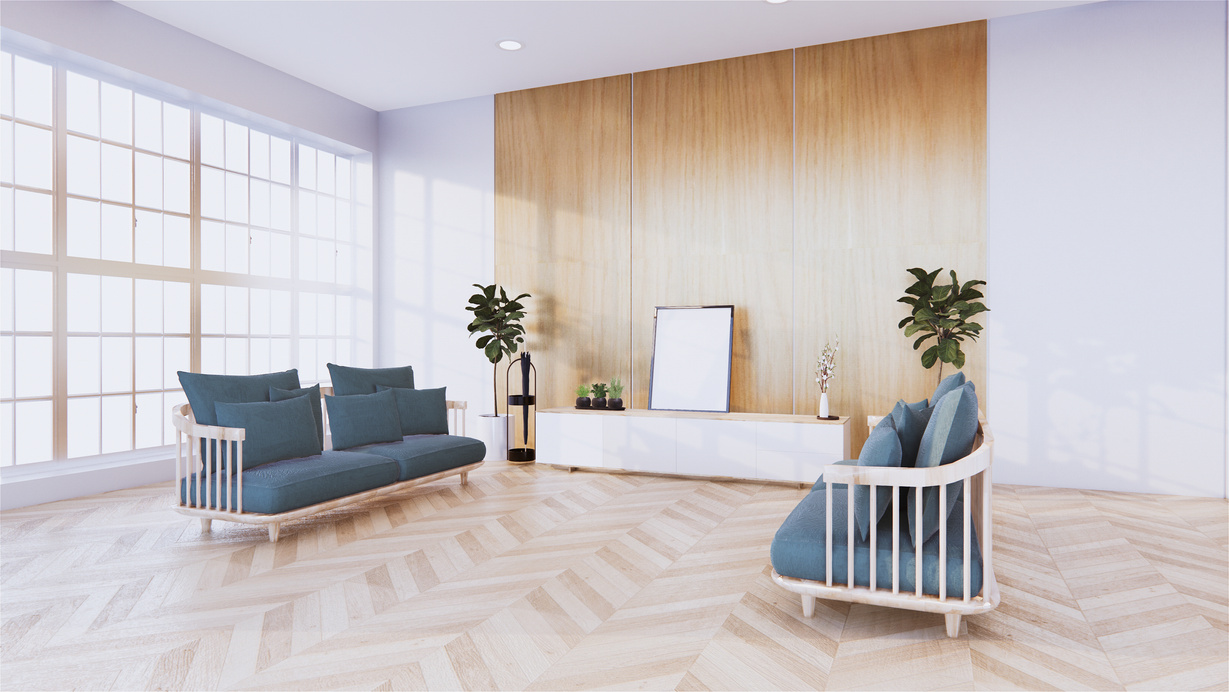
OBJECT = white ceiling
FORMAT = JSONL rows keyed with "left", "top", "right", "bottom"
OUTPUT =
{"left": 117, "top": 0, "right": 1095, "bottom": 112}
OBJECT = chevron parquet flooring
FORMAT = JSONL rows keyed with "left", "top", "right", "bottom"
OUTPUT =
{"left": 1, "top": 463, "right": 1225, "bottom": 690}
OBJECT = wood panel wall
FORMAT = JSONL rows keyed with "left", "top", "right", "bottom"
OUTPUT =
{"left": 494, "top": 22, "right": 987, "bottom": 455}
{"left": 494, "top": 76, "right": 632, "bottom": 421}
{"left": 795, "top": 22, "right": 987, "bottom": 453}
{"left": 631, "top": 51, "right": 795, "bottom": 413}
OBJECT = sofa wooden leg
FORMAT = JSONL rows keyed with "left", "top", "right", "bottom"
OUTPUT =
{"left": 460, "top": 471, "right": 468, "bottom": 486}
{"left": 268, "top": 522, "right": 280, "bottom": 543}
{"left": 802, "top": 594, "right": 815, "bottom": 618}
{"left": 945, "top": 613, "right": 961, "bottom": 638}
{"left": 200, "top": 518, "right": 212, "bottom": 534}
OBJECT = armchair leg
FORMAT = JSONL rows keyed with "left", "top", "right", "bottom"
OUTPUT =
{"left": 802, "top": 594, "right": 815, "bottom": 618}
{"left": 945, "top": 613, "right": 962, "bottom": 638}
{"left": 460, "top": 471, "right": 468, "bottom": 486}
{"left": 200, "top": 518, "right": 212, "bottom": 534}
{"left": 268, "top": 522, "right": 281, "bottom": 543}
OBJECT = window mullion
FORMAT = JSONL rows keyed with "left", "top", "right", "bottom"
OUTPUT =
{"left": 52, "top": 60, "right": 68, "bottom": 462}
{"left": 190, "top": 107, "right": 201, "bottom": 375}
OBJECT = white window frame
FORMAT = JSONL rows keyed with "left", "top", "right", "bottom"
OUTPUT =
{"left": 0, "top": 40, "right": 374, "bottom": 473}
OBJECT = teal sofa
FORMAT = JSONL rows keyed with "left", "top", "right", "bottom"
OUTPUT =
{"left": 173, "top": 366, "right": 485, "bottom": 542}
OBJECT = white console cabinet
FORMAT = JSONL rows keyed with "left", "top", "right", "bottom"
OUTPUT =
{"left": 537, "top": 408, "right": 851, "bottom": 484}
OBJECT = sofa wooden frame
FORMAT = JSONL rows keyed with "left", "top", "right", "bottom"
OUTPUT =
{"left": 170, "top": 389, "right": 480, "bottom": 542}
{"left": 771, "top": 415, "right": 998, "bottom": 638}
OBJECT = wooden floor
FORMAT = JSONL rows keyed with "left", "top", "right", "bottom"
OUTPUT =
{"left": 1, "top": 463, "right": 1226, "bottom": 691}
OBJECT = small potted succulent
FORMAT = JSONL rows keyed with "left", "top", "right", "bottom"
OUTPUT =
{"left": 575, "top": 384, "right": 591, "bottom": 409}
{"left": 608, "top": 377, "right": 624, "bottom": 410}
{"left": 591, "top": 382, "right": 609, "bottom": 409}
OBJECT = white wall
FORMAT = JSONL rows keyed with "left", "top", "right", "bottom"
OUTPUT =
{"left": 1, "top": 1, "right": 377, "bottom": 152}
{"left": 377, "top": 97, "right": 496, "bottom": 437}
{"left": 987, "top": 0, "right": 1227, "bottom": 497}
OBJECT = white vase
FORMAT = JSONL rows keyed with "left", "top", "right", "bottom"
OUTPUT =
{"left": 480, "top": 414, "right": 509, "bottom": 462}
{"left": 819, "top": 392, "right": 830, "bottom": 419}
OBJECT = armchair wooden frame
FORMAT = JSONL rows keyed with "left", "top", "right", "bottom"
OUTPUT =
{"left": 771, "top": 415, "right": 999, "bottom": 638}
{"left": 170, "top": 389, "right": 478, "bottom": 542}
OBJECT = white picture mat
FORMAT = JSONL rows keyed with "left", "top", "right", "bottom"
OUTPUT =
{"left": 648, "top": 306, "right": 733, "bottom": 412}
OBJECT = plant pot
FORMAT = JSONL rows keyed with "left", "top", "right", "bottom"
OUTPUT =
{"left": 479, "top": 413, "right": 509, "bottom": 462}
{"left": 575, "top": 396, "right": 591, "bottom": 409}
{"left": 593, "top": 397, "right": 607, "bottom": 409}
{"left": 608, "top": 397, "right": 624, "bottom": 410}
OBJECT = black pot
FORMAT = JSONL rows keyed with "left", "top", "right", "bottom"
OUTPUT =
{"left": 575, "top": 396, "right": 591, "bottom": 409}
{"left": 593, "top": 397, "right": 607, "bottom": 409}
{"left": 609, "top": 397, "right": 624, "bottom": 410}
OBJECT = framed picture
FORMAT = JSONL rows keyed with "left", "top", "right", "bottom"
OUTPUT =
{"left": 648, "top": 305, "right": 734, "bottom": 413}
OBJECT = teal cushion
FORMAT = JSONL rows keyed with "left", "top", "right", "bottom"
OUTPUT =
{"left": 270, "top": 384, "right": 324, "bottom": 447}
{"left": 215, "top": 396, "right": 323, "bottom": 471}
{"left": 325, "top": 389, "right": 403, "bottom": 450}
{"left": 349, "top": 434, "right": 486, "bottom": 481}
{"left": 891, "top": 399, "right": 933, "bottom": 468}
{"left": 855, "top": 415, "right": 902, "bottom": 541}
{"left": 178, "top": 369, "right": 300, "bottom": 426}
{"left": 770, "top": 483, "right": 983, "bottom": 599}
{"left": 327, "top": 363, "right": 415, "bottom": 396}
{"left": 931, "top": 371, "right": 967, "bottom": 408}
{"left": 908, "top": 383, "right": 980, "bottom": 546}
{"left": 377, "top": 385, "right": 448, "bottom": 435}
{"left": 180, "top": 450, "right": 399, "bottom": 515}
{"left": 179, "top": 369, "right": 301, "bottom": 472}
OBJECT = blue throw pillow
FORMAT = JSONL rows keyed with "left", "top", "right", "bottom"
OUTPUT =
{"left": 931, "top": 372, "right": 967, "bottom": 409}
{"left": 326, "top": 363, "right": 415, "bottom": 396}
{"left": 891, "top": 399, "right": 934, "bottom": 468}
{"left": 215, "top": 395, "right": 322, "bottom": 471}
{"left": 325, "top": 388, "right": 403, "bottom": 450}
{"left": 908, "top": 383, "right": 979, "bottom": 546}
{"left": 178, "top": 368, "right": 301, "bottom": 426}
{"left": 855, "top": 414, "right": 903, "bottom": 541}
{"left": 270, "top": 384, "right": 324, "bottom": 447}
{"left": 376, "top": 385, "right": 448, "bottom": 435}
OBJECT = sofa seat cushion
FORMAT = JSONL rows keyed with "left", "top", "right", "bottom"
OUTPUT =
{"left": 180, "top": 451, "right": 399, "bottom": 515}
{"left": 771, "top": 483, "right": 982, "bottom": 599}
{"left": 349, "top": 434, "right": 486, "bottom": 482}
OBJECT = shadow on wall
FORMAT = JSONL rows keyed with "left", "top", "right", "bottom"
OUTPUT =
{"left": 392, "top": 169, "right": 495, "bottom": 424}
{"left": 990, "top": 320, "right": 1225, "bottom": 497}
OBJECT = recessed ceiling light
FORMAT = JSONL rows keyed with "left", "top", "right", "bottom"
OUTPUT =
{"left": 498, "top": 40, "right": 523, "bottom": 51}
{"left": 766, "top": 0, "right": 789, "bottom": 4}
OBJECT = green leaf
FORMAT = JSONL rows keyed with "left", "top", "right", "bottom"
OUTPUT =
{"left": 939, "top": 338, "right": 960, "bottom": 363}
{"left": 954, "top": 350, "right": 966, "bottom": 369}
{"left": 483, "top": 341, "right": 501, "bottom": 363}
{"left": 960, "top": 303, "right": 989, "bottom": 319}
{"left": 921, "top": 345, "right": 939, "bottom": 369}
{"left": 915, "top": 307, "right": 936, "bottom": 323}
{"left": 898, "top": 316, "right": 913, "bottom": 329}
{"left": 904, "top": 322, "right": 927, "bottom": 337}
{"left": 938, "top": 319, "right": 959, "bottom": 330}
{"left": 906, "top": 267, "right": 931, "bottom": 283}
{"left": 931, "top": 284, "right": 952, "bottom": 301}
{"left": 913, "top": 333, "right": 935, "bottom": 350}
{"left": 475, "top": 335, "right": 493, "bottom": 348}
{"left": 483, "top": 285, "right": 496, "bottom": 299}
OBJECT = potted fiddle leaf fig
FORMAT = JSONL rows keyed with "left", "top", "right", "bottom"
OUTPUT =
{"left": 897, "top": 268, "right": 988, "bottom": 385}
{"left": 466, "top": 284, "right": 530, "bottom": 461}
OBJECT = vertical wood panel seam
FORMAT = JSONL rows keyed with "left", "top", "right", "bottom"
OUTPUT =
{"left": 791, "top": 48, "right": 797, "bottom": 416}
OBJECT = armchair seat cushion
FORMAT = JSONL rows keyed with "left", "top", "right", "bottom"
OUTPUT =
{"left": 180, "top": 451, "right": 400, "bottom": 515}
{"left": 771, "top": 482, "right": 982, "bottom": 599}
{"left": 348, "top": 434, "right": 486, "bottom": 481}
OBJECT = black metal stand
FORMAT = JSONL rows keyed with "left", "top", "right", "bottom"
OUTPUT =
{"left": 505, "top": 353, "right": 536, "bottom": 463}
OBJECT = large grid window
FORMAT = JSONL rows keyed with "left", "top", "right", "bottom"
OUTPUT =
{"left": 0, "top": 48, "right": 373, "bottom": 469}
